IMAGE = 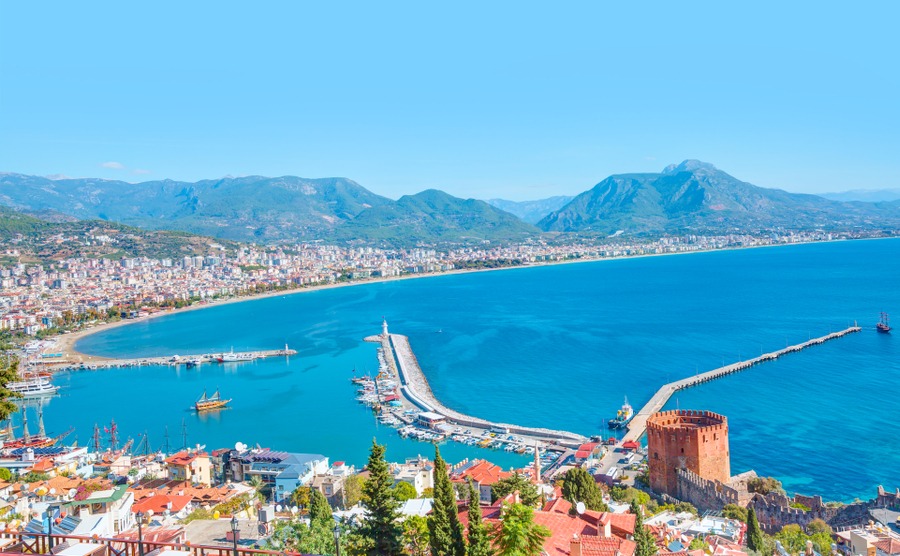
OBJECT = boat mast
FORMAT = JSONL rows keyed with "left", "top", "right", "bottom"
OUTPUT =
{"left": 181, "top": 418, "right": 188, "bottom": 450}
{"left": 92, "top": 423, "right": 101, "bottom": 453}
{"left": 21, "top": 407, "right": 30, "bottom": 443}
{"left": 37, "top": 399, "right": 46, "bottom": 438}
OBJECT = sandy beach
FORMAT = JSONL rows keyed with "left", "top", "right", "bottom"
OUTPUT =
{"left": 51, "top": 237, "right": 861, "bottom": 361}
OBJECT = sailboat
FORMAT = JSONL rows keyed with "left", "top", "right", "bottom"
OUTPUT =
{"left": 1, "top": 400, "right": 73, "bottom": 450}
{"left": 877, "top": 312, "right": 891, "bottom": 333}
{"left": 194, "top": 389, "right": 231, "bottom": 412}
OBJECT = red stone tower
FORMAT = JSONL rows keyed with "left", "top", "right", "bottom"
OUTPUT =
{"left": 646, "top": 409, "right": 730, "bottom": 497}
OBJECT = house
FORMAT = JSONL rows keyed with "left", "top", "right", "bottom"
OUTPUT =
{"left": 391, "top": 456, "right": 434, "bottom": 496}
{"left": 164, "top": 451, "right": 212, "bottom": 486}
{"left": 451, "top": 460, "right": 511, "bottom": 504}
{"left": 228, "top": 449, "right": 328, "bottom": 502}
{"left": 459, "top": 496, "right": 637, "bottom": 556}
{"left": 63, "top": 484, "right": 134, "bottom": 534}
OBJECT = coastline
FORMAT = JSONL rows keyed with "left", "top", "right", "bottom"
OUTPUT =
{"left": 57, "top": 236, "right": 874, "bottom": 360}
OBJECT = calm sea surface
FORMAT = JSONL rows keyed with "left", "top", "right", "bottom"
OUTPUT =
{"left": 26, "top": 239, "right": 900, "bottom": 501}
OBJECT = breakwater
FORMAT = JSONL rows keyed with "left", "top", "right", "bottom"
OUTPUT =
{"left": 369, "top": 331, "right": 588, "bottom": 448}
{"left": 621, "top": 325, "right": 862, "bottom": 443}
{"left": 44, "top": 346, "right": 297, "bottom": 371}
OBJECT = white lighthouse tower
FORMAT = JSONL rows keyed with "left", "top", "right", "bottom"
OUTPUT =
{"left": 382, "top": 317, "right": 389, "bottom": 338}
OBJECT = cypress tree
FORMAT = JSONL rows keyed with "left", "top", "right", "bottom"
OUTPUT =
{"left": 360, "top": 439, "right": 403, "bottom": 556}
{"left": 631, "top": 500, "right": 658, "bottom": 556}
{"left": 466, "top": 480, "right": 492, "bottom": 556}
{"left": 429, "top": 445, "right": 466, "bottom": 556}
{"left": 747, "top": 506, "right": 765, "bottom": 554}
{"left": 308, "top": 487, "right": 332, "bottom": 526}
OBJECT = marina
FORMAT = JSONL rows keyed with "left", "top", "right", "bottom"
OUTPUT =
{"left": 353, "top": 320, "right": 587, "bottom": 459}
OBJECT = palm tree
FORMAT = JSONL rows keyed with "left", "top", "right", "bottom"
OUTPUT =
{"left": 489, "top": 502, "right": 550, "bottom": 556}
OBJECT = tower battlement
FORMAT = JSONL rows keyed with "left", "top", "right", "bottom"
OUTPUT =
{"left": 647, "top": 409, "right": 730, "bottom": 498}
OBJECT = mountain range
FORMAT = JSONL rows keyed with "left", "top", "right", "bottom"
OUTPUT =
{"left": 539, "top": 160, "right": 900, "bottom": 234}
{"left": 486, "top": 196, "right": 573, "bottom": 224}
{"left": 1, "top": 161, "right": 898, "bottom": 245}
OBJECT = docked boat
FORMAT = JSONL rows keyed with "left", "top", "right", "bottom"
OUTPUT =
{"left": 185, "top": 358, "right": 203, "bottom": 368}
{"left": 877, "top": 312, "right": 891, "bottom": 334}
{"left": 6, "top": 377, "right": 58, "bottom": 398}
{"left": 195, "top": 389, "right": 231, "bottom": 412}
{"left": 217, "top": 348, "right": 255, "bottom": 363}
{"left": 608, "top": 397, "right": 634, "bottom": 429}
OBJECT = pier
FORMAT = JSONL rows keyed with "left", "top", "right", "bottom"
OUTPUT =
{"left": 620, "top": 325, "right": 861, "bottom": 443}
{"left": 44, "top": 346, "right": 297, "bottom": 371}
{"left": 367, "top": 330, "right": 588, "bottom": 449}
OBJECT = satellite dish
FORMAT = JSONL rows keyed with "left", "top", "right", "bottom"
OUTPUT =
{"left": 49, "top": 488, "right": 56, "bottom": 496}
{"left": 291, "top": 506, "right": 298, "bottom": 514}
{"left": 147, "top": 509, "right": 154, "bottom": 517}
{"left": 68, "top": 489, "right": 77, "bottom": 499}
{"left": 20, "top": 484, "right": 29, "bottom": 492}
{"left": 576, "top": 502, "right": 586, "bottom": 515}
{"left": 275, "top": 504, "right": 282, "bottom": 512}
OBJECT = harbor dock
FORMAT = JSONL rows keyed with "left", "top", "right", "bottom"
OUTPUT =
{"left": 620, "top": 325, "right": 861, "bottom": 443}
{"left": 42, "top": 346, "right": 297, "bottom": 371}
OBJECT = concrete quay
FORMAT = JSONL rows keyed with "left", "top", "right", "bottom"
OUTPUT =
{"left": 620, "top": 325, "right": 861, "bottom": 443}
{"left": 45, "top": 347, "right": 297, "bottom": 371}
{"left": 383, "top": 333, "right": 587, "bottom": 448}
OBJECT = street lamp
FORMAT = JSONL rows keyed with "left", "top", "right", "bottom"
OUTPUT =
{"left": 230, "top": 515, "right": 239, "bottom": 556}
{"left": 333, "top": 523, "right": 341, "bottom": 556}
{"left": 44, "top": 507, "right": 54, "bottom": 550}
{"left": 136, "top": 511, "right": 144, "bottom": 556}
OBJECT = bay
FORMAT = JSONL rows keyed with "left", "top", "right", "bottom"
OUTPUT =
{"left": 29, "top": 238, "right": 900, "bottom": 501}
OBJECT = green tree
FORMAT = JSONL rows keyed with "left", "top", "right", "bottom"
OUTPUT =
{"left": 0, "top": 356, "right": 21, "bottom": 421}
{"left": 291, "top": 485, "right": 311, "bottom": 508}
{"left": 806, "top": 519, "right": 832, "bottom": 536}
{"left": 489, "top": 502, "right": 549, "bottom": 556}
{"left": 402, "top": 515, "right": 431, "bottom": 556}
{"left": 746, "top": 507, "right": 765, "bottom": 554}
{"left": 359, "top": 440, "right": 403, "bottom": 556}
{"left": 0, "top": 468, "right": 11, "bottom": 482}
{"left": 688, "top": 537, "right": 709, "bottom": 551}
{"left": 392, "top": 481, "right": 418, "bottom": 502}
{"left": 561, "top": 467, "right": 607, "bottom": 512}
{"left": 747, "top": 477, "right": 785, "bottom": 496}
{"left": 631, "top": 500, "right": 657, "bottom": 556}
{"left": 466, "top": 480, "right": 492, "bottom": 556}
{"left": 775, "top": 524, "right": 807, "bottom": 554}
{"left": 610, "top": 486, "right": 651, "bottom": 507}
{"left": 429, "top": 446, "right": 466, "bottom": 556}
{"left": 491, "top": 474, "right": 541, "bottom": 507}
{"left": 344, "top": 474, "right": 365, "bottom": 507}
{"left": 722, "top": 504, "right": 748, "bottom": 523}
{"left": 309, "top": 488, "right": 333, "bottom": 525}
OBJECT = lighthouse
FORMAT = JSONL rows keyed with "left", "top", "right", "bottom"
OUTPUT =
{"left": 382, "top": 317, "right": 389, "bottom": 338}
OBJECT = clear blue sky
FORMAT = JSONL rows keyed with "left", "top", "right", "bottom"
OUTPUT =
{"left": 1, "top": 2, "right": 897, "bottom": 200}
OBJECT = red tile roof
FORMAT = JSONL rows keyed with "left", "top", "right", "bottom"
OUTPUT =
{"left": 164, "top": 450, "right": 205, "bottom": 466}
{"left": 452, "top": 460, "right": 512, "bottom": 486}
{"left": 875, "top": 538, "right": 900, "bottom": 555}
{"left": 132, "top": 494, "right": 193, "bottom": 514}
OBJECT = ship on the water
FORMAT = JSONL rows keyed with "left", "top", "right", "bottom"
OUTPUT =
{"left": 877, "top": 312, "right": 891, "bottom": 333}
{"left": 195, "top": 389, "right": 231, "bottom": 412}
{"left": 6, "top": 376, "right": 58, "bottom": 397}
{"left": 608, "top": 397, "right": 634, "bottom": 429}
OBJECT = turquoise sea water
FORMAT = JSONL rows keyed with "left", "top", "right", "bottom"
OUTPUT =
{"left": 29, "top": 239, "right": 900, "bottom": 501}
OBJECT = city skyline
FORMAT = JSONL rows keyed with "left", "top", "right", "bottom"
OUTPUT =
{"left": 2, "top": 2, "right": 898, "bottom": 200}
